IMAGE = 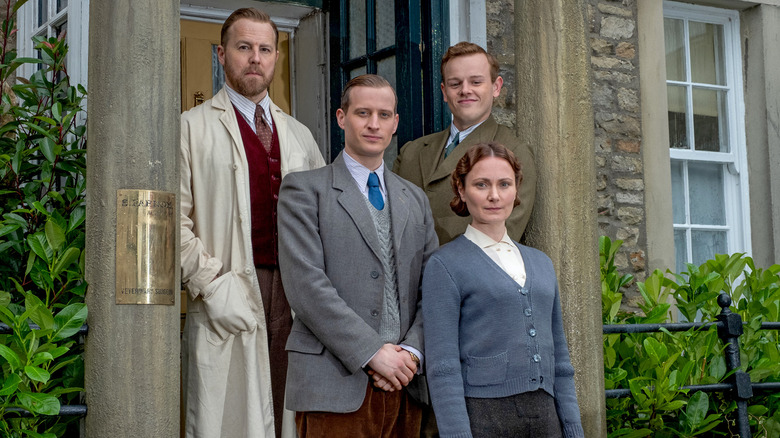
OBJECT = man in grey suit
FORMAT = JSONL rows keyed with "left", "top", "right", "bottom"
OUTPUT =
{"left": 278, "top": 74, "right": 438, "bottom": 437}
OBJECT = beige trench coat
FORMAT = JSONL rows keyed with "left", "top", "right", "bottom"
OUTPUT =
{"left": 180, "top": 88, "right": 325, "bottom": 438}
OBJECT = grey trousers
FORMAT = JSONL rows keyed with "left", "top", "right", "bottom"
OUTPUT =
{"left": 465, "top": 389, "right": 562, "bottom": 438}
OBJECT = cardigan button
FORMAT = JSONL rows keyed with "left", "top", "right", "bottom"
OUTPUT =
{"left": 370, "top": 271, "right": 380, "bottom": 279}
{"left": 533, "top": 354, "right": 541, "bottom": 363}
{"left": 529, "top": 329, "right": 537, "bottom": 337}
{"left": 520, "top": 288, "right": 528, "bottom": 295}
{"left": 524, "top": 308, "right": 532, "bottom": 317}
{"left": 371, "top": 310, "right": 379, "bottom": 317}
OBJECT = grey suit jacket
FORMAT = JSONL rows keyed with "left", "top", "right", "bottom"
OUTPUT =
{"left": 278, "top": 152, "right": 439, "bottom": 413}
{"left": 393, "top": 115, "right": 537, "bottom": 245}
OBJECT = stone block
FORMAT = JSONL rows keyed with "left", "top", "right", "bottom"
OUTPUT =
{"left": 600, "top": 16, "right": 636, "bottom": 39}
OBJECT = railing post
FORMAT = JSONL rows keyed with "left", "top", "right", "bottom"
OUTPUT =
{"left": 716, "top": 293, "right": 752, "bottom": 438}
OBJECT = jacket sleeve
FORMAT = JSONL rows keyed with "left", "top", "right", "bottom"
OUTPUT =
{"left": 278, "top": 172, "right": 385, "bottom": 373}
{"left": 180, "top": 117, "right": 223, "bottom": 299}
{"left": 423, "top": 255, "right": 473, "bottom": 438}
{"left": 550, "top": 281, "right": 585, "bottom": 438}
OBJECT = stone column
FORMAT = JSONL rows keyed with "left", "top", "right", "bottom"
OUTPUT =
{"left": 515, "top": 0, "right": 606, "bottom": 436}
{"left": 84, "top": 2, "right": 180, "bottom": 437}
{"left": 743, "top": 4, "right": 780, "bottom": 267}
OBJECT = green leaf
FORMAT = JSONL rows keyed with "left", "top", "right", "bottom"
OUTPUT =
{"left": 17, "top": 391, "right": 60, "bottom": 415}
{"left": 25, "top": 293, "right": 55, "bottom": 331}
{"left": 67, "top": 206, "right": 86, "bottom": 232}
{"left": 24, "top": 365, "right": 51, "bottom": 384}
{"left": 27, "top": 233, "right": 51, "bottom": 264}
{"left": 52, "top": 303, "right": 88, "bottom": 341}
{"left": 0, "top": 373, "right": 22, "bottom": 396}
{"left": 0, "top": 343, "right": 23, "bottom": 371}
{"left": 52, "top": 247, "right": 80, "bottom": 278}
{"left": 684, "top": 391, "right": 708, "bottom": 427}
{"left": 45, "top": 218, "right": 66, "bottom": 253}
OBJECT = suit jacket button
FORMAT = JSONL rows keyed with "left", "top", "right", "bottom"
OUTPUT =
{"left": 371, "top": 310, "right": 379, "bottom": 317}
{"left": 370, "top": 271, "right": 380, "bottom": 279}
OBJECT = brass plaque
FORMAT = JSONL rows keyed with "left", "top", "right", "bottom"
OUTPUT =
{"left": 116, "top": 190, "right": 176, "bottom": 305}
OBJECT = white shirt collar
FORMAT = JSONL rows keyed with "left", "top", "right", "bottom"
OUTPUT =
{"left": 224, "top": 85, "right": 274, "bottom": 133}
{"left": 463, "top": 224, "right": 513, "bottom": 248}
{"left": 342, "top": 151, "right": 387, "bottom": 199}
{"left": 447, "top": 117, "right": 486, "bottom": 146}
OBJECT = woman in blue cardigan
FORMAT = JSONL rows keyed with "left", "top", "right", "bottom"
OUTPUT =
{"left": 422, "top": 142, "right": 584, "bottom": 438}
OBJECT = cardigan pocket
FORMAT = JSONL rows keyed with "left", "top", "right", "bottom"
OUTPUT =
{"left": 465, "top": 351, "right": 508, "bottom": 386}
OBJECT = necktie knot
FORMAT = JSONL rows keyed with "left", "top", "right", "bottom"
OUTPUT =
{"left": 367, "top": 172, "right": 384, "bottom": 210}
{"left": 444, "top": 132, "right": 460, "bottom": 158}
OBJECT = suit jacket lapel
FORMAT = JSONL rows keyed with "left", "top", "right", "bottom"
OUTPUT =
{"left": 385, "top": 167, "right": 410, "bottom": 254}
{"left": 428, "top": 116, "right": 500, "bottom": 182}
{"left": 419, "top": 130, "right": 449, "bottom": 189}
{"left": 332, "top": 154, "right": 383, "bottom": 261}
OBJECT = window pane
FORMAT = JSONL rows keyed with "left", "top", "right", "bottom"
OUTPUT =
{"left": 689, "top": 21, "right": 725, "bottom": 86}
{"left": 667, "top": 84, "right": 688, "bottom": 149}
{"left": 349, "top": 0, "right": 366, "bottom": 59}
{"left": 688, "top": 161, "right": 725, "bottom": 225}
{"left": 38, "top": 0, "right": 49, "bottom": 27}
{"left": 692, "top": 88, "right": 728, "bottom": 152}
{"left": 350, "top": 66, "right": 367, "bottom": 79}
{"left": 57, "top": 0, "right": 68, "bottom": 13}
{"left": 691, "top": 230, "right": 727, "bottom": 265}
{"left": 671, "top": 160, "right": 686, "bottom": 224}
{"left": 375, "top": 0, "right": 395, "bottom": 50}
{"left": 211, "top": 45, "right": 225, "bottom": 95}
{"left": 664, "top": 18, "right": 685, "bottom": 82}
{"left": 674, "top": 229, "right": 688, "bottom": 273}
{"left": 376, "top": 56, "right": 396, "bottom": 88}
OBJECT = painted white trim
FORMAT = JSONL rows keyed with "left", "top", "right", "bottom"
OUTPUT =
{"left": 179, "top": 5, "right": 300, "bottom": 32}
{"left": 449, "top": 0, "right": 486, "bottom": 48}
{"left": 664, "top": 1, "right": 751, "bottom": 260}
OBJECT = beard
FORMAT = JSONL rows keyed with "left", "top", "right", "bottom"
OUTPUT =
{"left": 224, "top": 62, "right": 274, "bottom": 100}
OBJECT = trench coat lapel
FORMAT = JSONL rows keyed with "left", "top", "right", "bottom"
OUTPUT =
{"left": 214, "top": 89, "right": 247, "bottom": 167}
{"left": 332, "top": 154, "right": 383, "bottom": 262}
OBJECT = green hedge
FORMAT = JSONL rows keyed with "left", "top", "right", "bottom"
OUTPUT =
{"left": 601, "top": 236, "right": 780, "bottom": 437}
{"left": 0, "top": 1, "right": 87, "bottom": 436}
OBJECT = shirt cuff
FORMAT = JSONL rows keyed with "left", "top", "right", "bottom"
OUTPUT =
{"left": 400, "top": 344, "right": 424, "bottom": 374}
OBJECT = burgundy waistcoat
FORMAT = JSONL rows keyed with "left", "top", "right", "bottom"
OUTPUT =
{"left": 234, "top": 106, "right": 282, "bottom": 267}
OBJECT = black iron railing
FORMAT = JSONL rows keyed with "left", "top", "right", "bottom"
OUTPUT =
{"left": 603, "top": 293, "right": 780, "bottom": 438}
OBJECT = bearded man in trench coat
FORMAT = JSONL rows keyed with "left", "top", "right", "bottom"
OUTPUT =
{"left": 180, "top": 8, "right": 325, "bottom": 438}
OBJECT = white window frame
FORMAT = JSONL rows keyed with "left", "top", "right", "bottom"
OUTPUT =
{"left": 17, "top": 0, "right": 90, "bottom": 88}
{"left": 664, "top": 1, "right": 750, "bottom": 269}
{"left": 450, "top": 0, "right": 486, "bottom": 49}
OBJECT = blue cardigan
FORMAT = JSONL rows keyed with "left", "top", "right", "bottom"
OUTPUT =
{"left": 422, "top": 235, "right": 584, "bottom": 438}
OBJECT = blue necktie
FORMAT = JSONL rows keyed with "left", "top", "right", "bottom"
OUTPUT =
{"left": 368, "top": 172, "right": 384, "bottom": 210}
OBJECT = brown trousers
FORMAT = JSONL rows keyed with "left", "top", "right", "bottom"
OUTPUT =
{"left": 257, "top": 267, "right": 292, "bottom": 438}
{"left": 295, "top": 383, "right": 423, "bottom": 438}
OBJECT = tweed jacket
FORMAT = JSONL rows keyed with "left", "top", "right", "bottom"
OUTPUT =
{"left": 393, "top": 116, "right": 537, "bottom": 245}
{"left": 422, "top": 236, "right": 584, "bottom": 438}
{"left": 278, "top": 152, "right": 438, "bottom": 413}
{"left": 180, "top": 87, "right": 325, "bottom": 438}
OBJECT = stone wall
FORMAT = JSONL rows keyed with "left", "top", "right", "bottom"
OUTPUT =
{"left": 588, "top": 0, "right": 648, "bottom": 303}
{"left": 486, "top": 0, "right": 517, "bottom": 128}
